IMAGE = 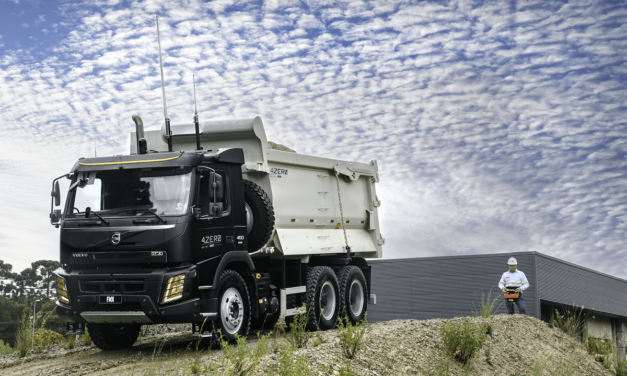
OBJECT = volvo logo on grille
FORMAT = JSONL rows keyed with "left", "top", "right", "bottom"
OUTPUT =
{"left": 72, "top": 253, "right": 88, "bottom": 258}
{"left": 111, "top": 232, "right": 121, "bottom": 245}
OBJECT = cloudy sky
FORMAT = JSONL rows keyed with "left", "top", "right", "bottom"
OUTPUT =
{"left": 1, "top": 0, "right": 626, "bottom": 279}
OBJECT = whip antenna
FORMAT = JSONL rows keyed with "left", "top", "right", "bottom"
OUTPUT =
{"left": 156, "top": 15, "right": 173, "bottom": 152}
{"left": 193, "top": 74, "right": 201, "bottom": 150}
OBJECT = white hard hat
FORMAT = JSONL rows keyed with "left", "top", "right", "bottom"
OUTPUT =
{"left": 508, "top": 257, "right": 518, "bottom": 265}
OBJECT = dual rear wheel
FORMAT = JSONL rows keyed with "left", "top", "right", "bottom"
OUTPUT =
{"left": 285, "top": 265, "right": 368, "bottom": 331}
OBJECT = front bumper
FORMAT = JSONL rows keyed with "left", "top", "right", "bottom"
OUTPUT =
{"left": 55, "top": 266, "right": 218, "bottom": 324}
{"left": 55, "top": 295, "right": 216, "bottom": 324}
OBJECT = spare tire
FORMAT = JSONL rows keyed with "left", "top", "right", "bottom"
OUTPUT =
{"left": 243, "top": 180, "right": 275, "bottom": 252}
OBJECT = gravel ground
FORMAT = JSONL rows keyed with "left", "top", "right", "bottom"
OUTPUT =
{"left": 0, "top": 315, "right": 615, "bottom": 375}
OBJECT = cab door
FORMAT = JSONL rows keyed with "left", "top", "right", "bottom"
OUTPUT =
{"left": 193, "top": 167, "right": 236, "bottom": 261}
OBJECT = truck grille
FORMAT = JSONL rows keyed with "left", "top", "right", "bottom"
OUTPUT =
{"left": 94, "top": 253, "right": 115, "bottom": 260}
{"left": 69, "top": 251, "right": 167, "bottom": 266}
{"left": 81, "top": 281, "right": 145, "bottom": 294}
{"left": 93, "top": 252, "right": 140, "bottom": 260}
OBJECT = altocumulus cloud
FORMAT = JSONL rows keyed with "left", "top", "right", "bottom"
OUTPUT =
{"left": 0, "top": 0, "right": 626, "bottom": 278}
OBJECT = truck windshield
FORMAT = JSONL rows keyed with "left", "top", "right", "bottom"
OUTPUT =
{"left": 68, "top": 168, "right": 192, "bottom": 218}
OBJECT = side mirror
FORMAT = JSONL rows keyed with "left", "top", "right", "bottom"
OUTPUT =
{"left": 52, "top": 181, "right": 61, "bottom": 207}
{"left": 208, "top": 172, "right": 224, "bottom": 217}
{"left": 50, "top": 209, "right": 61, "bottom": 227}
{"left": 208, "top": 172, "right": 224, "bottom": 201}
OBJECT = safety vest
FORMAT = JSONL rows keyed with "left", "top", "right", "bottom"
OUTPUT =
{"left": 498, "top": 270, "right": 529, "bottom": 291}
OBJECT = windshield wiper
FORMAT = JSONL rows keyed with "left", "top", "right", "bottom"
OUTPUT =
{"left": 142, "top": 209, "right": 167, "bottom": 224}
{"left": 85, "top": 207, "right": 109, "bottom": 225}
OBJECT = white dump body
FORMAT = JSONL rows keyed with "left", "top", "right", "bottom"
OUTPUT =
{"left": 132, "top": 117, "right": 384, "bottom": 260}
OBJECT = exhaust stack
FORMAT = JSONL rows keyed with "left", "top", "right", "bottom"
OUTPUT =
{"left": 132, "top": 115, "right": 147, "bottom": 154}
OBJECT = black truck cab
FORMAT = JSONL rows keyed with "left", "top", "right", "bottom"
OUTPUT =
{"left": 52, "top": 148, "right": 269, "bottom": 347}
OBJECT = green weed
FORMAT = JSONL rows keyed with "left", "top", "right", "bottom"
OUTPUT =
{"left": 586, "top": 332, "right": 613, "bottom": 369}
{"left": 15, "top": 302, "right": 32, "bottom": 358}
{"left": 312, "top": 332, "right": 325, "bottom": 347}
{"left": 143, "top": 338, "right": 167, "bottom": 376}
{"left": 551, "top": 305, "right": 588, "bottom": 340}
{"left": 0, "top": 339, "right": 13, "bottom": 355}
{"left": 32, "top": 310, "right": 57, "bottom": 352}
{"left": 615, "top": 351, "right": 627, "bottom": 376}
{"left": 275, "top": 349, "right": 317, "bottom": 376}
{"left": 64, "top": 334, "right": 76, "bottom": 349}
{"left": 338, "top": 361, "right": 357, "bottom": 375}
{"left": 471, "top": 288, "right": 502, "bottom": 318}
{"left": 33, "top": 328, "right": 63, "bottom": 347}
{"left": 526, "top": 357, "right": 549, "bottom": 376}
{"left": 285, "top": 304, "right": 310, "bottom": 349}
{"left": 550, "top": 354, "right": 583, "bottom": 376}
{"left": 271, "top": 317, "right": 286, "bottom": 353}
{"left": 80, "top": 327, "right": 92, "bottom": 347}
{"left": 434, "top": 353, "right": 451, "bottom": 376}
{"left": 336, "top": 314, "right": 368, "bottom": 359}
{"left": 484, "top": 322, "right": 493, "bottom": 336}
{"left": 440, "top": 319, "right": 486, "bottom": 365}
{"left": 188, "top": 357, "right": 203, "bottom": 374}
{"left": 220, "top": 330, "right": 271, "bottom": 375}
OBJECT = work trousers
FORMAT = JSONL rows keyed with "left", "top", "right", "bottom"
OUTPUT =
{"left": 505, "top": 293, "right": 526, "bottom": 314}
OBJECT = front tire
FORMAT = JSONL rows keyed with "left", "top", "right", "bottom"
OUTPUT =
{"left": 305, "top": 266, "right": 340, "bottom": 331}
{"left": 337, "top": 266, "right": 368, "bottom": 324}
{"left": 216, "top": 270, "right": 251, "bottom": 343}
{"left": 87, "top": 323, "right": 141, "bottom": 350}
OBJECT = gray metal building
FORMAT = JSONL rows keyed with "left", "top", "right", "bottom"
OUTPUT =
{"left": 366, "top": 251, "right": 627, "bottom": 355}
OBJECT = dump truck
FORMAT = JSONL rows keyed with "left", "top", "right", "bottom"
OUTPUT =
{"left": 49, "top": 116, "right": 384, "bottom": 350}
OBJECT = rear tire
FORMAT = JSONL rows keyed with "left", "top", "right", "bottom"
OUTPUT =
{"left": 216, "top": 270, "right": 251, "bottom": 344}
{"left": 87, "top": 323, "right": 141, "bottom": 350}
{"left": 305, "top": 266, "right": 340, "bottom": 331}
{"left": 337, "top": 266, "right": 368, "bottom": 324}
{"left": 243, "top": 180, "right": 275, "bottom": 252}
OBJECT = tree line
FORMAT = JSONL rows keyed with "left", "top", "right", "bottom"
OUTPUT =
{"left": 0, "top": 260, "right": 60, "bottom": 303}
{"left": 0, "top": 260, "right": 63, "bottom": 345}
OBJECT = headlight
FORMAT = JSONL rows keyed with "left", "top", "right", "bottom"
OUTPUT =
{"left": 162, "top": 274, "right": 185, "bottom": 303}
{"left": 56, "top": 275, "right": 70, "bottom": 304}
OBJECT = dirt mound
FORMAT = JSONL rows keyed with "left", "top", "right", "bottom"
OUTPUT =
{"left": 254, "top": 315, "right": 613, "bottom": 375}
{"left": 268, "top": 141, "right": 296, "bottom": 153}
{"left": 0, "top": 315, "right": 615, "bottom": 375}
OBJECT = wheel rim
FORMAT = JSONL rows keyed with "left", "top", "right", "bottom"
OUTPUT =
{"left": 221, "top": 287, "right": 244, "bottom": 334}
{"left": 349, "top": 279, "right": 364, "bottom": 317}
{"left": 319, "top": 281, "right": 336, "bottom": 321}
{"left": 245, "top": 202, "right": 254, "bottom": 235}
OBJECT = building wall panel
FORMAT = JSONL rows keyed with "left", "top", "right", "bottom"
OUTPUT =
{"left": 367, "top": 252, "right": 537, "bottom": 322}
{"left": 536, "top": 254, "right": 627, "bottom": 317}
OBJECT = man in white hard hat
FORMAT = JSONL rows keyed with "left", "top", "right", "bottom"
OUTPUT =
{"left": 498, "top": 257, "right": 529, "bottom": 314}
